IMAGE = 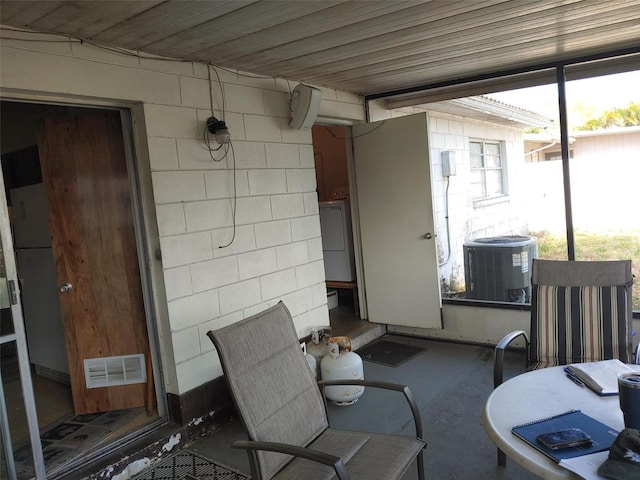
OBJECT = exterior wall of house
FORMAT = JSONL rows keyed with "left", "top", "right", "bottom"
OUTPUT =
{"left": 0, "top": 29, "right": 365, "bottom": 397}
{"left": 428, "top": 111, "right": 530, "bottom": 290}
{"left": 568, "top": 129, "right": 640, "bottom": 232}
{"left": 370, "top": 103, "right": 530, "bottom": 292}
{"left": 524, "top": 128, "right": 640, "bottom": 233}
{"left": 572, "top": 128, "right": 640, "bottom": 160}
{"left": 523, "top": 139, "right": 563, "bottom": 163}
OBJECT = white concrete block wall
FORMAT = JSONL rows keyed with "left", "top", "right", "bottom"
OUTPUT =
{"left": 156, "top": 74, "right": 337, "bottom": 390}
{"left": 0, "top": 29, "right": 365, "bottom": 394}
{"left": 427, "top": 112, "right": 529, "bottom": 289}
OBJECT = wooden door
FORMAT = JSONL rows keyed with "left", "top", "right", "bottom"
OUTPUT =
{"left": 352, "top": 113, "right": 442, "bottom": 328}
{"left": 36, "top": 111, "right": 151, "bottom": 414}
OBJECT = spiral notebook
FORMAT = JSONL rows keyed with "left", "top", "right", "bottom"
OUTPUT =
{"left": 511, "top": 409, "right": 619, "bottom": 462}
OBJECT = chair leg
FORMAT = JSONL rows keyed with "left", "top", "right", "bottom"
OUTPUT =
{"left": 417, "top": 450, "right": 425, "bottom": 480}
{"left": 498, "top": 447, "right": 507, "bottom": 466}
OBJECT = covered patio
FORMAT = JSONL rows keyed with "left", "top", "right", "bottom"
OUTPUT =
{"left": 1, "top": 2, "right": 639, "bottom": 479}
{"left": 80, "top": 332, "right": 538, "bottom": 480}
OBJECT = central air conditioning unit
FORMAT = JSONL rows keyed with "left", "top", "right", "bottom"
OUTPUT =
{"left": 463, "top": 235, "right": 538, "bottom": 303}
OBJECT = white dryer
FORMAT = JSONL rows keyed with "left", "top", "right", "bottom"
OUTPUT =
{"left": 319, "top": 199, "right": 356, "bottom": 282}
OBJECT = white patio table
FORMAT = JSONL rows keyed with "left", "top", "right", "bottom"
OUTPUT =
{"left": 483, "top": 365, "right": 624, "bottom": 480}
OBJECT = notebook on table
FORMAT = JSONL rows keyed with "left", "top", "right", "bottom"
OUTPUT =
{"left": 565, "top": 359, "right": 637, "bottom": 396}
{"left": 511, "top": 409, "right": 619, "bottom": 463}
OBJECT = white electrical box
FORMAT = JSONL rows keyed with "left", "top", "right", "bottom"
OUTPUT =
{"left": 441, "top": 150, "right": 457, "bottom": 176}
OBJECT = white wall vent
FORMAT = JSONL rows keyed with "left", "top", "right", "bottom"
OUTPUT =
{"left": 84, "top": 354, "right": 146, "bottom": 389}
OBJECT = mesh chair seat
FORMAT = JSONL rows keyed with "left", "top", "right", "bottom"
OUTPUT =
{"left": 273, "top": 429, "right": 425, "bottom": 480}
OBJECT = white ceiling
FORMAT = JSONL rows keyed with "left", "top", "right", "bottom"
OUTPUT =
{"left": 1, "top": 0, "right": 639, "bottom": 99}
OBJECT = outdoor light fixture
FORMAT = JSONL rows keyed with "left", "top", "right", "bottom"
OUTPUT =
{"left": 289, "top": 83, "right": 322, "bottom": 129}
{"left": 206, "top": 116, "right": 231, "bottom": 144}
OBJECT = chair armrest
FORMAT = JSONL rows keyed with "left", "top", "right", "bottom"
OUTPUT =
{"left": 232, "top": 439, "right": 351, "bottom": 480}
{"left": 318, "top": 379, "right": 423, "bottom": 440}
{"left": 494, "top": 330, "right": 530, "bottom": 388}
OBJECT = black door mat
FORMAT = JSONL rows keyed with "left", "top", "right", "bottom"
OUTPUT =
{"left": 357, "top": 339, "right": 425, "bottom": 367}
{"left": 132, "top": 450, "right": 248, "bottom": 480}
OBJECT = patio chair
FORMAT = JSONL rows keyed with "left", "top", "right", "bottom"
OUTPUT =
{"left": 492, "top": 259, "right": 637, "bottom": 466}
{"left": 207, "top": 301, "right": 426, "bottom": 480}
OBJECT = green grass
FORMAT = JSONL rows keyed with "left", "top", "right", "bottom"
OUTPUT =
{"left": 531, "top": 230, "right": 640, "bottom": 310}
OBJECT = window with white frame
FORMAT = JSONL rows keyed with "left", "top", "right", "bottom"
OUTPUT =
{"left": 470, "top": 140, "right": 505, "bottom": 199}
{"left": 544, "top": 150, "right": 573, "bottom": 161}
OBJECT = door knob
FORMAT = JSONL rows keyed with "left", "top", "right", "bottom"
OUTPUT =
{"left": 59, "top": 282, "right": 73, "bottom": 293}
{"left": 422, "top": 232, "right": 433, "bottom": 240}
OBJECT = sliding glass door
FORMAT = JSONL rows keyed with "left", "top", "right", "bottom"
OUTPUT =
{"left": 0, "top": 175, "right": 45, "bottom": 478}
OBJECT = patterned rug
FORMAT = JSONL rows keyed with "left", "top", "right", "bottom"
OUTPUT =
{"left": 132, "top": 450, "right": 249, "bottom": 480}
{"left": 14, "top": 408, "right": 140, "bottom": 478}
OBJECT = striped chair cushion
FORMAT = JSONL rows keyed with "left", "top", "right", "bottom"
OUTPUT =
{"left": 529, "top": 284, "right": 630, "bottom": 370}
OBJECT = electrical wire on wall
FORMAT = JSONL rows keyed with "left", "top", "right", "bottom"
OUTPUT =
{"left": 0, "top": 25, "right": 287, "bottom": 82}
{"left": 219, "top": 142, "right": 237, "bottom": 249}
{"left": 1, "top": 26, "right": 351, "bottom": 253}
{"left": 439, "top": 176, "right": 452, "bottom": 266}
{"left": 323, "top": 123, "right": 385, "bottom": 140}
{"left": 1, "top": 25, "right": 250, "bottom": 249}
{"left": 314, "top": 152, "right": 325, "bottom": 197}
{"left": 1, "top": 26, "right": 383, "bottom": 251}
{"left": 203, "top": 63, "right": 236, "bottom": 248}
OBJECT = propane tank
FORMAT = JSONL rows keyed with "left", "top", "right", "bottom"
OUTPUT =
{"left": 306, "top": 326, "right": 331, "bottom": 379}
{"left": 320, "top": 336, "right": 364, "bottom": 406}
{"left": 301, "top": 342, "right": 317, "bottom": 380}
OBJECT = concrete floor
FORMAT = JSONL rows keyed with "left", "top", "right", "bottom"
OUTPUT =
{"left": 187, "top": 334, "right": 541, "bottom": 480}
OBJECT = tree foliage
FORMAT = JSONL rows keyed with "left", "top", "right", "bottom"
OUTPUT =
{"left": 575, "top": 102, "right": 640, "bottom": 130}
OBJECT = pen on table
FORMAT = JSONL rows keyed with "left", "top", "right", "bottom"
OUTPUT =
{"left": 565, "top": 371, "right": 585, "bottom": 387}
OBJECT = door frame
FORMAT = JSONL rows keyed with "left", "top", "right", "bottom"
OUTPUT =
{"left": 319, "top": 119, "right": 440, "bottom": 323}
{"left": 0, "top": 178, "right": 46, "bottom": 478}
{"left": 0, "top": 94, "right": 168, "bottom": 477}
{"left": 344, "top": 129, "right": 368, "bottom": 319}
{"left": 312, "top": 123, "right": 369, "bottom": 319}
{"left": 119, "top": 108, "right": 167, "bottom": 415}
